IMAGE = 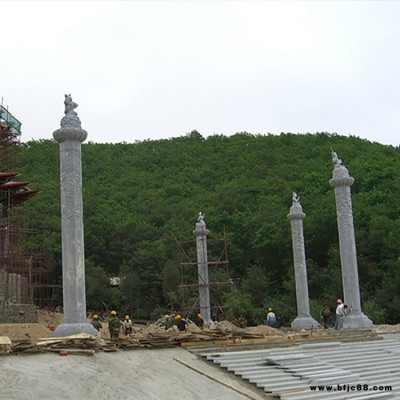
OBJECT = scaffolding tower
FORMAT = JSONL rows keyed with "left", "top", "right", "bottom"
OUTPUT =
{"left": 0, "top": 104, "right": 60, "bottom": 309}
{"left": 174, "top": 230, "right": 231, "bottom": 321}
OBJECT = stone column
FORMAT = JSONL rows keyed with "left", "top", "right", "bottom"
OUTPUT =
{"left": 288, "top": 193, "right": 320, "bottom": 329}
{"left": 329, "top": 150, "right": 372, "bottom": 329}
{"left": 193, "top": 212, "right": 211, "bottom": 322}
{"left": 52, "top": 95, "right": 98, "bottom": 337}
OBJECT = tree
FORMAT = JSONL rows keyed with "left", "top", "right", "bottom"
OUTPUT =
{"left": 242, "top": 264, "right": 274, "bottom": 306}
{"left": 19, "top": 134, "right": 400, "bottom": 323}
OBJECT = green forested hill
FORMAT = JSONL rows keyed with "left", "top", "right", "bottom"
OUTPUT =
{"left": 19, "top": 132, "right": 400, "bottom": 324}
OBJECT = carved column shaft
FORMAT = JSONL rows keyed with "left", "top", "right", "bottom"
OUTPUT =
{"left": 193, "top": 215, "right": 211, "bottom": 322}
{"left": 288, "top": 196, "right": 320, "bottom": 329}
{"left": 288, "top": 211, "right": 310, "bottom": 316}
{"left": 329, "top": 153, "right": 372, "bottom": 329}
{"left": 330, "top": 179, "right": 361, "bottom": 312}
{"left": 59, "top": 140, "right": 87, "bottom": 323}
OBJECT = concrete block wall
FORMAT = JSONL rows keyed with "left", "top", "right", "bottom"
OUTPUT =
{"left": 0, "top": 271, "right": 38, "bottom": 323}
{"left": 0, "top": 303, "right": 38, "bottom": 323}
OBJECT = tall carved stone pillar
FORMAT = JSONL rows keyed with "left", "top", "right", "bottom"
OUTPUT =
{"left": 52, "top": 95, "right": 98, "bottom": 337}
{"left": 288, "top": 193, "right": 320, "bottom": 329}
{"left": 193, "top": 212, "right": 211, "bottom": 322}
{"left": 329, "top": 150, "right": 372, "bottom": 329}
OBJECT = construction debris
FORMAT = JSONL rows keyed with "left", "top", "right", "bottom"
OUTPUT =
{"left": 9, "top": 333, "right": 98, "bottom": 355}
{"left": 2, "top": 320, "right": 286, "bottom": 355}
{"left": 1, "top": 310, "right": 400, "bottom": 356}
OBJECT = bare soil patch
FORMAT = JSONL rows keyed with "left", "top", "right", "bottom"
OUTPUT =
{"left": 0, "top": 310, "right": 64, "bottom": 340}
{"left": 0, "top": 323, "right": 51, "bottom": 340}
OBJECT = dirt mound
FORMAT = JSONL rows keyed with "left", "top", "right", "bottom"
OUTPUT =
{"left": 247, "top": 324, "right": 285, "bottom": 336}
{"left": 36, "top": 310, "right": 64, "bottom": 327}
{"left": 0, "top": 323, "right": 51, "bottom": 340}
{"left": 138, "top": 323, "right": 166, "bottom": 336}
{"left": 0, "top": 310, "right": 64, "bottom": 341}
{"left": 187, "top": 322, "right": 203, "bottom": 333}
{"left": 211, "top": 320, "right": 244, "bottom": 332}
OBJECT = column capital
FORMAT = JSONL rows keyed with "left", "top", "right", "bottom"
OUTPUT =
{"left": 288, "top": 211, "right": 305, "bottom": 221}
{"left": 329, "top": 176, "right": 354, "bottom": 188}
{"left": 193, "top": 212, "right": 209, "bottom": 237}
{"left": 329, "top": 151, "right": 354, "bottom": 188}
{"left": 287, "top": 195, "right": 306, "bottom": 220}
{"left": 53, "top": 127, "right": 88, "bottom": 143}
{"left": 193, "top": 224, "right": 209, "bottom": 237}
{"left": 53, "top": 94, "right": 87, "bottom": 143}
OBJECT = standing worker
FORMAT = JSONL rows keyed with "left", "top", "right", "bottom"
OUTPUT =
{"left": 335, "top": 300, "right": 348, "bottom": 330}
{"left": 90, "top": 314, "right": 102, "bottom": 332}
{"left": 164, "top": 314, "right": 173, "bottom": 330}
{"left": 108, "top": 310, "right": 121, "bottom": 339}
{"left": 266, "top": 308, "right": 277, "bottom": 327}
{"left": 335, "top": 299, "right": 343, "bottom": 330}
{"left": 122, "top": 315, "right": 133, "bottom": 336}
{"left": 320, "top": 304, "right": 331, "bottom": 329}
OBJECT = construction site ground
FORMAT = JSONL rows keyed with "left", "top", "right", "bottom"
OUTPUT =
{"left": 1, "top": 310, "right": 400, "bottom": 400}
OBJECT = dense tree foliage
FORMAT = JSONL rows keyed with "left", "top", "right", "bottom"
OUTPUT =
{"left": 19, "top": 132, "right": 400, "bottom": 324}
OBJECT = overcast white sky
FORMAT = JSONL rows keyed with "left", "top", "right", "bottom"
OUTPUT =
{"left": 2, "top": 1, "right": 400, "bottom": 146}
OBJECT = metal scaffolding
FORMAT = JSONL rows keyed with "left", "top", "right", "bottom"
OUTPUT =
{"left": 0, "top": 104, "right": 61, "bottom": 309}
{"left": 174, "top": 230, "right": 231, "bottom": 321}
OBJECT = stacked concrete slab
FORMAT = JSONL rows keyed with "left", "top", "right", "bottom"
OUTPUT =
{"left": 205, "top": 339, "right": 400, "bottom": 399}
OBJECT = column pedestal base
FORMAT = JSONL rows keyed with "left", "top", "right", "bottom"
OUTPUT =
{"left": 51, "top": 321, "right": 99, "bottom": 337}
{"left": 291, "top": 316, "right": 320, "bottom": 329}
{"left": 342, "top": 313, "right": 373, "bottom": 330}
